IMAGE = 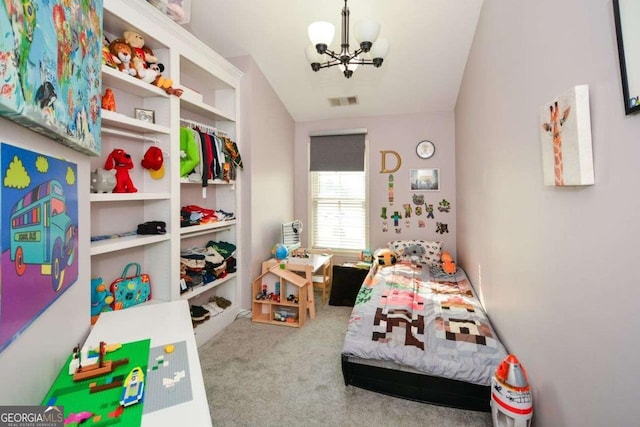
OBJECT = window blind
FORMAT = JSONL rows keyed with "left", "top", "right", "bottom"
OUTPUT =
{"left": 309, "top": 133, "right": 366, "bottom": 171}
{"left": 311, "top": 171, "right": 366, "bottom": 250}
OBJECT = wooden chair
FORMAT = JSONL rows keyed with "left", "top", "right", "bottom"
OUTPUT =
{"left": 307, "top": 249, "right": 333, "bottom": 305}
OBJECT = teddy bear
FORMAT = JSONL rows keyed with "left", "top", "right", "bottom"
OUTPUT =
{"left": 123, "top": 30, "right": 182, "bottom": 96}
{"left": 90, "top": 277, "right": 114, "bottom": 324}
{"left": 108, "top": 38, "right": 136, "bottom": 76}
{"left": 90, "top": 167, "right": 117, "bottom": 193}
{"left": 104, "top": 148, "right": 137, "bottom": 193}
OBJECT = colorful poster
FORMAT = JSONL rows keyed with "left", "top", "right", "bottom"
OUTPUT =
{"left": 0, "top": 0, "right": 103, "bottom": 156}
{"left": 0, "top": 142, "right": 79, "bottom": 352}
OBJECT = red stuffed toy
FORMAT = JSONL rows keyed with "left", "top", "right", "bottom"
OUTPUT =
{"left": 104, "top": 148, "right": 137, "bottom": 193}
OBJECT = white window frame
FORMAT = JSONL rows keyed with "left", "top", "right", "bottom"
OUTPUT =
{"left": 308, "top": 140, "right": 369, "bottom": 256}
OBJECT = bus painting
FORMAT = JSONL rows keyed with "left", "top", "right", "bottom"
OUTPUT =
{"left": 9, "top": 179, "right": 76, "bottom": 291}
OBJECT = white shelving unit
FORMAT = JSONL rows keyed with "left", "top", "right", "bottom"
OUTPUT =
{"left": 90, "top": 0, "right": 242, "bottom": 345}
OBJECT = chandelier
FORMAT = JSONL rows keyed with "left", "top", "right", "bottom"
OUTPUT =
{"left": 306, "top": 0, "right": 390, "bottom": 79}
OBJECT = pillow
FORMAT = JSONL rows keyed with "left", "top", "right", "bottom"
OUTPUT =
{"left": 388, "top": 239, "right": 442, "bottom": 266}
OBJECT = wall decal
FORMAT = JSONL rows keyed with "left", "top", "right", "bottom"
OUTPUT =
{"left": 388, "top": 174, "right": 394, "bottom": 205}
{"left": 380, "top": 150, "right": 401, "bottom": 173}
{"left": 412, "top": 193, "right": 424, "bottom": 205}
{"left": 436, "top": 222, "right": 449, "bottom": 234}
{"left": 426, "top": 204, "right": 435, "bottom": 219}
{"left": 438, "top": 199, "right": 451, "bottom": 212}
{"left": 540, "top": 85, "right": 594, "bottom": 186}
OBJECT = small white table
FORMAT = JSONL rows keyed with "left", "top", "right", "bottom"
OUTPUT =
{"left": 88, "top": 300, "right": 212, "bottom": 426}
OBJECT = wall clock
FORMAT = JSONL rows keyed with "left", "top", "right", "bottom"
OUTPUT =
{"left": 416, "top": 140, "right": 435, "bottom": 159}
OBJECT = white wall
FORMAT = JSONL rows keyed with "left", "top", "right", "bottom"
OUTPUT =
{"left": 456, "top": 1, "right": 640, "bottom": 425}
{"left": 229, "top": 56, "right": 296, "bottom": 309}
{"left": 0, "top": 119, "right": 90, "bottom": 403}
{"left": 294, "top": 112, "right": 457, "bottom": 256}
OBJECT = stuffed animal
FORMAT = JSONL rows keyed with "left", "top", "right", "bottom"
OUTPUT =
{"left": 403, "top": 243, "right": 426, "bottom": 264}
{"left": 90, "top": 167, "right": 117, "bottom": 193}
{"left": 108, "top": 39, "right": 136, "bottom": 76}
{"left": 104, "top": 148, "right": 137, "bottom": 193}
{"left": 90, "top": 277, "right": 114, "bottom": 324}
{"left": 441, "top": 251, "right": 457, "bottom": 275}
{"left": 375, "top": 248, "right": 398, "bottom": 266}
{"left": 124, "top": 30, "right": 182, "bottom": 96}
{"left": 102, "top": 36, "right": 120, "bottom": 68}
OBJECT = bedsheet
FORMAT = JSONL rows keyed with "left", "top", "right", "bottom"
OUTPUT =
{"left": 342, "top": 262, "right": 507, "bottom": 386}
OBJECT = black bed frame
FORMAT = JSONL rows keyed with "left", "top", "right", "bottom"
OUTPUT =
{"left": 341, "top": 354, "right": 491, "bottom": 412}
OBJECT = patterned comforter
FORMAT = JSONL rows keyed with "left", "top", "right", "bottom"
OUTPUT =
{"left": 342, "top": 262, "right": 507, "bottom": 386}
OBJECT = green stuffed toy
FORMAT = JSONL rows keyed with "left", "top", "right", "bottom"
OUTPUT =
{"left": 91, "top": 277, "right": 114, "bottom": 324}
{"left": 180, "top": 127, "right": 200, "bottom": 177}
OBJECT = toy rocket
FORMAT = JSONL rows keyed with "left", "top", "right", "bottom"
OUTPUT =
{"left": 491, "top": 354, "right": 533, "bottom": 427}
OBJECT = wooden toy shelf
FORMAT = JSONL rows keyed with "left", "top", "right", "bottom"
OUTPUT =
{"left": 251, "top": 265, "right": 308, "bottom": 328}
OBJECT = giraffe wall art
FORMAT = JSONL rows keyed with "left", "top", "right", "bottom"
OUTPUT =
{"left": 540, "top": 85, "right": 594, "bottom": 186}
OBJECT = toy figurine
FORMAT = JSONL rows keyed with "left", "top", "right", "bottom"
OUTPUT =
{"left": 102, "top": 88, "right": 116, "bottom": 111}
{"left": 491, "top": 354, "right": 533, "bottom": 427}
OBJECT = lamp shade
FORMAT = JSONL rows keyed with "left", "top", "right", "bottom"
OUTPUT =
{"left": 305, "top": 44, "right": 324, "bottom": 64}
{"left": 354, "top": 19, "right": 380, "bottom": 45}
{"left": 308, "top": 21, "right": 335, "bottom": 47}
{"left": 370, "top": 37, "right": 390, "bottom": 60}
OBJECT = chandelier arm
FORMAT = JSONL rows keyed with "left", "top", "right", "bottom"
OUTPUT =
{"left": 321, "top": 49, "right": 342, "bottom": 61}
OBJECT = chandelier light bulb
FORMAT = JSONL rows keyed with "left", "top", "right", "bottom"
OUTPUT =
{"left": 370, "top": 37, "right": 390, "bottom": 66}
{"left": 308, "top": 21, "right": 335, "bottom": 52}
{"left": 354, "top": 19, "right": 380, "bottom": 52}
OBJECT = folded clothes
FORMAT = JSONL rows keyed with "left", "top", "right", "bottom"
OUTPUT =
{"left": 137, "top": 221, "right": 166, "bottom": 235}
{"left": 206, "top": 240, "right": 237, "bottom": 259}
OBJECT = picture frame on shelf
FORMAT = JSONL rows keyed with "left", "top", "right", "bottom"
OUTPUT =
{"left": 410, "top": 168, "right": 440, "bottom": 191}
{"left": 134, "top": 108, "right": 155, "bottom": 124}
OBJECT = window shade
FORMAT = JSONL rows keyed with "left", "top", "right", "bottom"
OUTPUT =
{"left": 309, "top": 133, "right": 366, "bottom": 171}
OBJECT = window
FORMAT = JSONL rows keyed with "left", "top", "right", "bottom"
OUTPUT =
{"left": 309, "top": 133, "right": 368, "bottom": 252}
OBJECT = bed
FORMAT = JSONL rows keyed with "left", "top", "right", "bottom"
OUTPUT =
{"left": 341, "top": 242, "right": 507, "bottom": 412}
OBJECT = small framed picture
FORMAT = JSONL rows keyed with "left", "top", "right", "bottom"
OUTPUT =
{"left": 410, "top": 168, "right": 440, "bottom": 191}
{"left": 134, "top": 108, "right": 155, "bottom": 123}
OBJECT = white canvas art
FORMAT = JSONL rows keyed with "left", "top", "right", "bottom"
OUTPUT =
{"left": 540, "top": 85, "right": 594, "bottom": 186}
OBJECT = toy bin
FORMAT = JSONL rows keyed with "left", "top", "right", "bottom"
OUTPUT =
{"left": 147, "top": 0, "right": 191, "bottom": 25}
{"left": 274, "top": 307, "right": 298, "bottom": 323}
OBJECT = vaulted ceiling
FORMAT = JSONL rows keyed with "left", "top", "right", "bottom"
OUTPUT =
{"left": 186, "top": 0, "right": 484, "bottom": 122}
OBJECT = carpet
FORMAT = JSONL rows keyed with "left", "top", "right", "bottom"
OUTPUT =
{"left": 198, "top": 296, "right": 492, "bottom": 427}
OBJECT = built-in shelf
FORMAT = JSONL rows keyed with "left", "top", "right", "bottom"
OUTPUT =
{"left": 102, "top": 65, "right": 169, "bottom": 98}
{"left": 90, "top": 233, "right": 170, "bottom": 256}
{"left": 90, "top": 192, "right": 171, "bottom": 202}
{"left": 180, "top": 272, "right": 237, "bottom": 301}
{"left": 101, "top": 109, "right": 171, "bottom": 134}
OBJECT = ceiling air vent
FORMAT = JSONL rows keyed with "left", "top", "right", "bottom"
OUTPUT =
{"left": 328, "top": 96, "right": 359, "bottom": 107}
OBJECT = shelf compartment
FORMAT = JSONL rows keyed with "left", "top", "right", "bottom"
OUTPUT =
{"left": 102, "top": 65, "right": 169, "bottom": 98}
{"left": 101, "top": 109, "right": 171, "bottom": 134}
{"left": 180, "top": 97, "right": 235, "bottom": 122}
{"left": 90, "top": 192, "right": 171, "bottom": 202}
{"left": 180, "top": 272, "right": 237, "bottom": 301}
{"left": 180, "top": 220, "right": 236, "bottom": 238}
{"left": 90, "top": 233, "right": 170, "bottom": 256}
